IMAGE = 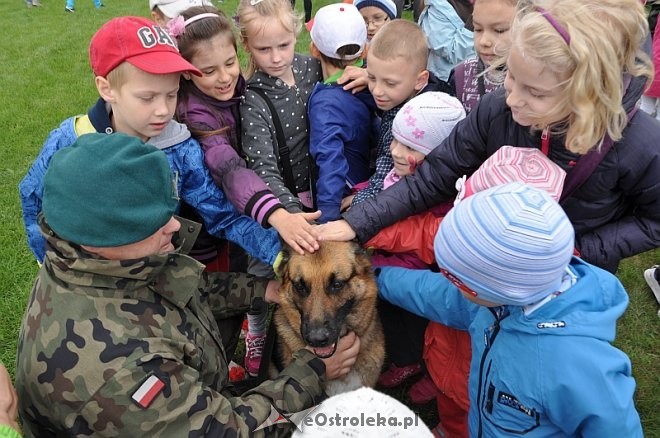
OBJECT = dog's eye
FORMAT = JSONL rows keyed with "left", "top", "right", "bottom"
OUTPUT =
{"left": 328, "top": 280, "right": 345, "bottom": 294}
{"left": 293, "top": 280, "right": 308, "bottom": 296}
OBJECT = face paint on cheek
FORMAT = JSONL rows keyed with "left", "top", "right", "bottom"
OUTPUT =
{"left": 407, "top": 155, "right": 418, "bottom": 174}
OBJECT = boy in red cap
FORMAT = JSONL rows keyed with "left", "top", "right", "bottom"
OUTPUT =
{"left": 18, "top": 19, "right": 292, "bottom": 360}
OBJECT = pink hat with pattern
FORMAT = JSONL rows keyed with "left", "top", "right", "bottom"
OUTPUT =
{"left": 391, "top": 92, "right": 466, "bottom": 156}
{"left": 456, "top": 146, "right": 567, "bottom": 203}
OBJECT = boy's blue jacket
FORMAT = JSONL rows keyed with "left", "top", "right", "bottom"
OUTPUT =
{"left": 377, "top": 258, "right": 642, "bottom": 437}
{"left": 308, "top": 83, "right": 378, "bottom": 223}
{"left": 19, "top": 98, "right": 280, "bottom": 264}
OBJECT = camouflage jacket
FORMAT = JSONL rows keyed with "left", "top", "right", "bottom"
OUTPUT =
{"left": 16, "top": 223, "right": 326, "bottom": 437}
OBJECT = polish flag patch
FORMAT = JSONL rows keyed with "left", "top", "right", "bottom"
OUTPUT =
{"left": 131, "top": 375, "right": 165, "bottom": 408}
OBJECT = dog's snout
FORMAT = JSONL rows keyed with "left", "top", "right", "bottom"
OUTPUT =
{"left": 302, "top": 316, "right": 339, "bottom": 347}
{"left": 304, "top": 325, "right": 332, "bottom": 347}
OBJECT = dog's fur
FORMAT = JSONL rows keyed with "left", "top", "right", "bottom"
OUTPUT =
{"left": 274, "top": 241, "right": 385, "bottom": 395}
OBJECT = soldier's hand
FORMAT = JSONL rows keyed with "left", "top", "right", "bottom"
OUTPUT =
{"left": 0, "top": 364, "right": 19, "bottom": 434}
{"left": 320, "top": 332, "right": 360, "bottom": 380}
{"left": 265, "top": 280, "right": 281, "bottom": 304}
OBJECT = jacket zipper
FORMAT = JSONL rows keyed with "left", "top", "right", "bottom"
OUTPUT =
{"left": 477, "top": 307, "right": 508, "bottom": 437}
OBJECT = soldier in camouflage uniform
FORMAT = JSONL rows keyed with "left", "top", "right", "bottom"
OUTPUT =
{"left": 15, "top": 133, "right": 360, "bottom": 437}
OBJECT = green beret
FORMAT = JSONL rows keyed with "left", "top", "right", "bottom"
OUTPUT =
{"left": 43, "top": 133, "right": 178, "bottom": 247}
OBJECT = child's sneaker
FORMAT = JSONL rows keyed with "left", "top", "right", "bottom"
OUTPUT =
{"left": 244, "top": 332, "right": 266, "bottom": 377}
{"left": 644, "top": 265, "right": 660, "bottom": 305}
{"left": 408, "top": 374, "right": 439, "bottom": 404}
{"left": 377, "top": 363, "right": 422, "bottom": 388}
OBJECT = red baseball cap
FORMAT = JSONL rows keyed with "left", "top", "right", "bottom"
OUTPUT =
{"left": 89, "top": 16, "right": 201, "bottom": 77}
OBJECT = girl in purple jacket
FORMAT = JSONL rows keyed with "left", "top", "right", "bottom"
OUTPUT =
{"left": 171, "top": 6, "right": 321, "bottom": 254}
{"left": 171, "top": 6, "right": 321, "bottom": 377}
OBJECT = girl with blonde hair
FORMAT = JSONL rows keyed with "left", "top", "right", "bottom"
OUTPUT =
{"left": 318, "top": 0, "right": 659, "bottom": 275}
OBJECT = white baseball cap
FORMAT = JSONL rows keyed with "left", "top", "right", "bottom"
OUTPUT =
{"left": 311, "top": 3, "right": 367, "bottom": 60}
{"left": 149, "top": 0, "right": 213, "bottom": 19}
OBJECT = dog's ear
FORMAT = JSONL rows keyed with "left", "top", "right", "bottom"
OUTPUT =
{"left": 349, "top": 240, "right": 373, "bottom": 272}
{"left": 350, "top": 239, "right": 367, "bottom": 255}
{"left": 274, "top": 240, "right": 293, "bottom": 279}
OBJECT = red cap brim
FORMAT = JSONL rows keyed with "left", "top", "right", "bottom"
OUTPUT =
{"left": 126, "top": 50, "right": 202, "bottom": 76}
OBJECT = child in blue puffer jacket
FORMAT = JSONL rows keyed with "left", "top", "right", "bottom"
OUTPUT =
{"left": 376, "top": 182, "right": 642, "bottom": 437}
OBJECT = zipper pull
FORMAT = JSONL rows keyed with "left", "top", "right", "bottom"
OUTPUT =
{"left": 541, "top": 126, "right": 549, "bottom": 141}
{"left": 540, "top": 127, "right": 550, "bottom": 156}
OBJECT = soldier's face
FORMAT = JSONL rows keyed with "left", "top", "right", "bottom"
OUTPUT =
{"left": 82, "top": 217, "right": 181, "bottom": 260}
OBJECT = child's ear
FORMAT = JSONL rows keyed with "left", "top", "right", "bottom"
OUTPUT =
{"left": 414, "top": 69, "right": 430, "bottom": 92}
{"left": 95, "top": 76, "right": 115, "bottom": 103}
{"left": 310, "top": 42, "right": 321, "bottom": 59}
{"left": 182, "top": 72, "right": 192, "bottom": 81}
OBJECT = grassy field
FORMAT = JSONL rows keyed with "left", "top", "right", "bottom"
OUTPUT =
{"left": 1, "top": 0, "right": 658, "bottom": 434}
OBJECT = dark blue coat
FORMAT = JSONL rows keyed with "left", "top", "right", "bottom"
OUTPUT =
{"left": 344, "top": 77, "right": 660, "bottom": 272}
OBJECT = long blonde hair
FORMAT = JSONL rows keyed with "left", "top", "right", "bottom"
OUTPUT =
{"left": 236, "top": 0, "right": 302, "bottom": 77}
{"left": 510, "top": 0, "right": 653, "bottom": 154}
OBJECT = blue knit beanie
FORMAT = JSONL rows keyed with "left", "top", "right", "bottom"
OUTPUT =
{"left": 354, "top": 0, "right": 397, "bottom": 19}
{"left": 434, "top": 182, "right": 575, "bottom": 306}
{"left": 43, "top": 133, "right": 178, "bottom": 247}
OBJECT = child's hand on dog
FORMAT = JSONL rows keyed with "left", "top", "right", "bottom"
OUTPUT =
{"left": 269, "top": 209, "right": 321, "bottom": 255}
{"left": 315, "top": 332, "right": 361, "bottom": 380}
{"left": 314, "top": 220, "right": 357, "bottom": 242}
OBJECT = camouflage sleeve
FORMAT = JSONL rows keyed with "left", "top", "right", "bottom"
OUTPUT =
{"left": 240, "top": 349, "right": 326, "bottom": 414}
{"left": 76, "top": 349, "right": 324, "bottom": 437}
{"left": 202, "top": 272, "right": 268, "bottom": 319}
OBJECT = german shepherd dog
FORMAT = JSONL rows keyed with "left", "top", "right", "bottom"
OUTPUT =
{"left": 274, "top": 241, "right": 385, "bottom": 395}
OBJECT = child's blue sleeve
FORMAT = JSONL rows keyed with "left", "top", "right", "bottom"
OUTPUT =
{"left": 165, "top": 141, "right": 280, "bottom": 265}
{"left": 375, "top": 266, "right": 476, "bottom": 330}
{"left": 19, "top": 120, "right": 78, "bottom": 263}
{"left": 309, "top": 89, "right": 351, "bottom": 223}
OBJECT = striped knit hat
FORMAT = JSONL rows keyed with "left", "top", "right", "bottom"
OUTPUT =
{"left": 354, "top": 0, "right": 397, "bottom": 19}
{"left": 391, "top": 92, "right": 465, "bottom": 156}
{"left": 456, "top": 146, "right": 566, "bottom": 203}
{"left": 435, "top": 182, "right": 575, "bottom": 306}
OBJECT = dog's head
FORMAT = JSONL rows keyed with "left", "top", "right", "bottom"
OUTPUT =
{"left": 277, "top": 241, "right": 378, "bottom": 358}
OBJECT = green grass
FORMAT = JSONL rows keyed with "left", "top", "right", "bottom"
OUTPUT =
{"left": 1, "top": 0, "right": 658, "bottom": 434}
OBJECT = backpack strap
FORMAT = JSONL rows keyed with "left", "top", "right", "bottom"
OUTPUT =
{"left": 560, "top": 76, "right": 636, "bottom": 202}
{"left": 248, "top": 87, "right": 299, "bottom": 197}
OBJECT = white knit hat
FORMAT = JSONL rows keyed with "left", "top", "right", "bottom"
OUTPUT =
{"left": 149, "top": 0, "right": 212, "bottom": 19}
{"left": 455, "top": 146, "right": 567, "bottom": 203}
{"left": 435, "top": 182, "right": 575, "bottom": 306}
{"left": 311, "top": 4, "right": 367, "bottom": 60}
{"left": 391, "top": 92, "right": 465, "bottom": 156}
{"left": 293, "top": 387, "right": 433, "bottom": 437}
